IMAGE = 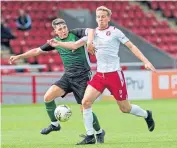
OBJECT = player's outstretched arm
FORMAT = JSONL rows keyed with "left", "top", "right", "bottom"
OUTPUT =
{"left": 47, "top": 38, "right": 87, "bottom": 50}
{"left": 87, "top": 28, "right": 94, "bottom": 44}
{"left": 87, "top": 29, "right": 96, "bottom": 55}
{"left": 125, "top": 41, "right": 156, "bottom": 72}
{"left": 9, "top": 47, "right": 42, "bottom": 64}
{"left": 70, "top": 28, "right": 96, "bottom": 54}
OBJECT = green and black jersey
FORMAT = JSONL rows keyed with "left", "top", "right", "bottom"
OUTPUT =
{"left": 40, "top": 28, "right": 90, "bottom": 77}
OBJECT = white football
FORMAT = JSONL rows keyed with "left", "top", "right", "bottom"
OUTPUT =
{"left": 54, "top": 105, "right": 72, "bottom": 122}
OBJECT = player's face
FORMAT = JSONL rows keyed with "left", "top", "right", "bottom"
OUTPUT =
{"left": 96, "top": 10, "right": 110, "bottom": 29}
{"left": 54, "top": 24, "right": 69, "bottom": 39}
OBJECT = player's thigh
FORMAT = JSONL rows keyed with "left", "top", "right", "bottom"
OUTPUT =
{"left": 82, "top": 85, "right": 101, "bottom": 107}
{"left": 71, "top": 76, "right": 89, "bottom": 104}
{"left": 52, "top": 74, "right": 72, "bottom": 99}
{"left": 54, "top": 74, "right": 70, "bottom": 92}
{"left": 44, "top": 85, "right": 65, "bottom": 102}
{"left": 107, "top": 71, "right": 128, "bottom": 101}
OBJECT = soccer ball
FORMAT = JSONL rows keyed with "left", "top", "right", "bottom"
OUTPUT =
{"left": 54, "top": 105, "right": 72, "bottom": 122}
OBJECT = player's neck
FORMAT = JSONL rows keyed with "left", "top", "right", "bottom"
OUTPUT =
{"left": 98, "top": 25, "right": 109, "bottom": 31}
{"left": 58, "top": 35, "right": 68, "bottom": 40}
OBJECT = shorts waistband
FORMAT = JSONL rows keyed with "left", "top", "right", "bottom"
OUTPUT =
{"left": 97, "top": 70, "right": 121, "bottom": 75}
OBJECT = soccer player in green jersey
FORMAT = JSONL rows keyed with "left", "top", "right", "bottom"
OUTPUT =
{"left": 9, "top": 18, "right": 105, "bottom": 144}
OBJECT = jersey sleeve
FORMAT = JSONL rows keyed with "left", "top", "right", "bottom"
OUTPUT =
{"left": 70, "top": 28, "right": 88, "bottom": 38}
{"left": 40, "top": 43, "right": 55, "bottom": 51}
{"left": 79, "top": 36, "right": 88, "bottom": 43}
{"left": 115, "top": 28, "right": 129, "bottom": 44}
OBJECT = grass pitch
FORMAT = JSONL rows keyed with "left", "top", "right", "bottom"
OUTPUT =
{"left": 1, "top": 99, "right": 177, "bottom": 148}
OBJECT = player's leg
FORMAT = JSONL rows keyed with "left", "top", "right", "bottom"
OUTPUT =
{"left": 40, "top": 84, "right": 65, "bottom": 135}
{"left": 41, "top": 75, "right": 70, "bottom": 135}
{"left": 117, "top": 100, "right": 147, "bottom": 117}
{"left": 79, "top": 104, "right": 105, "bottom": 144}
{"left": 71, "top": 75, "right": 103, "bottom": 137}
{"left": 77, "top": 85, "right": 102, "bottom": 145}
{"left": 108, "top": 71, "right": 155, "bottom": 132}
{"left": 77, "top": 73, "right": 105, "bottom": 145}
{"left": 117, "top": 100, "right": 155, "bottom": 131}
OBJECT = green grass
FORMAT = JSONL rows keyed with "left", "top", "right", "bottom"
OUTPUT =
{"left": 1, "top": 99, "right": 177, "bottom": 148}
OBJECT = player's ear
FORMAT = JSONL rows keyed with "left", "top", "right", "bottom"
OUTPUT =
{"left": 54, "top": 29, "right": 57, "bottom": 34}
{"left": 108, "top": 16, "right": 111, "bottom": 22}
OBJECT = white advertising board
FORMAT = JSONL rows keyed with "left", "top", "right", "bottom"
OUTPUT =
{"left": 103, "top": 71, "right": 152, "bottom": 100}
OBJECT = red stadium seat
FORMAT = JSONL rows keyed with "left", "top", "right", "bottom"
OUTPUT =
{"left": 121, "top": 66, "right": 128, "bottom": 71}
{"left": 41, "top": 64, "right": 49, "bottom": 72}
{"left": 89, "top": 54, "right": 97, "bottom": 63}
{"left": 151, "top": 1, "right": 159, "bottom": 10}
{"left": 12, "top": 46, "right": 22, "bottom": 54}
{"left": 164, "top": 10, "right": 172, "bottom": 17}
{"left": 159, "top": 2, "right": 166, "bottom": 10}
{"left": 26, "top": 57, "right": 36, "bottom": 64}
{"left": 50, "top": 65, "right": 62, "bottom": 72}
{"left": 1, "top": 58, "right": 9, "bottom": 65}
{"left": 53, "top": 55, "right": 63, "bottom": 64}
{"left": 91, "top": 66, "right": 97, "bottom": 71}
{"left": 1, "top": 69, "right": 16, "bottom": 75}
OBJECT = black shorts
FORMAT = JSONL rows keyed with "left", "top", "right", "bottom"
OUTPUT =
{"left": 53, "top": 72, "right": 91, "bottom": 104}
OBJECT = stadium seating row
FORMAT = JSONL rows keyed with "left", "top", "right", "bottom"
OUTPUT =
{"left": 148, "top": 1, "right": 177, "bottom": 18}
{"left": 1, "top": 1, "right": 177, "bottom": 74}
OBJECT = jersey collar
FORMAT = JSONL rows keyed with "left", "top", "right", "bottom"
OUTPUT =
{"left": 97, "top": 26, "right": 110, "bottom": 31}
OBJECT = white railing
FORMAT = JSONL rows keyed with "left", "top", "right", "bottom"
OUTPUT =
{"left": 0, "top": 64, "right": 46, "bottom": 70}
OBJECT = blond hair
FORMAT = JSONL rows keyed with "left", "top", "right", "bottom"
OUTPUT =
{"left": 96, "top": 6, "right": 112, "bottom": 16}
{"left": 52, "top": 18, "right": 66, "bottom": 29}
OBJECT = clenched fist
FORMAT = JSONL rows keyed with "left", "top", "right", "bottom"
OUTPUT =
{"left": 9, "top": 55, "right": 20, "bottom": 64}
{"left": 87, "top": 42, "right": 97, "bottom": 55}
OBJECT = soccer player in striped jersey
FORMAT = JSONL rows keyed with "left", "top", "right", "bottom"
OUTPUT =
{"left": 47, "top": 6, "right": 156, "bottom": 145}
{"left": 9, "top": 18, "right": 105, "bottom": 144}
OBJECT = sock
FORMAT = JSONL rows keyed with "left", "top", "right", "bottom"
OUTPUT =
{"left": 83, "top": 108, "right": 94, "bottom": 135}
{"left": 45, "top": 100, "right": 57, "bottom": 122}
{"left": 92, "top": 112, "right": 101, "bottom": 132}
{"left": 96, "top": 129, "right": 103, "bottom": 135}
{"left": 51, "top": 121, "right": 59, "bottom": 127}
{"left": 130, "top": 104, "right": 148, "bottom": 118}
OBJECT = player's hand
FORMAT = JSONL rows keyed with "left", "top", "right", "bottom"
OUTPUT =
{"left": 87, "top": 42, "right": 96, "bottom": 55}
{"left": 9, "top": 55, "right": 20, "bottom": 64}
{"left": 144, "top": 62, "right": 156, "bottom": 72}
{"left": 47, "top": 39, "right": 59, "bottom": 47}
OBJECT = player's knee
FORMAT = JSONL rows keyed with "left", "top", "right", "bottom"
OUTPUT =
{"left": 82, "top": 99, "right": 92, "bottom": 109}
{"left": 120, "top": 105, "right": 131, "bottom": 113}
{"left": 44, "top": 93, "right": 53, "bottom": 102}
